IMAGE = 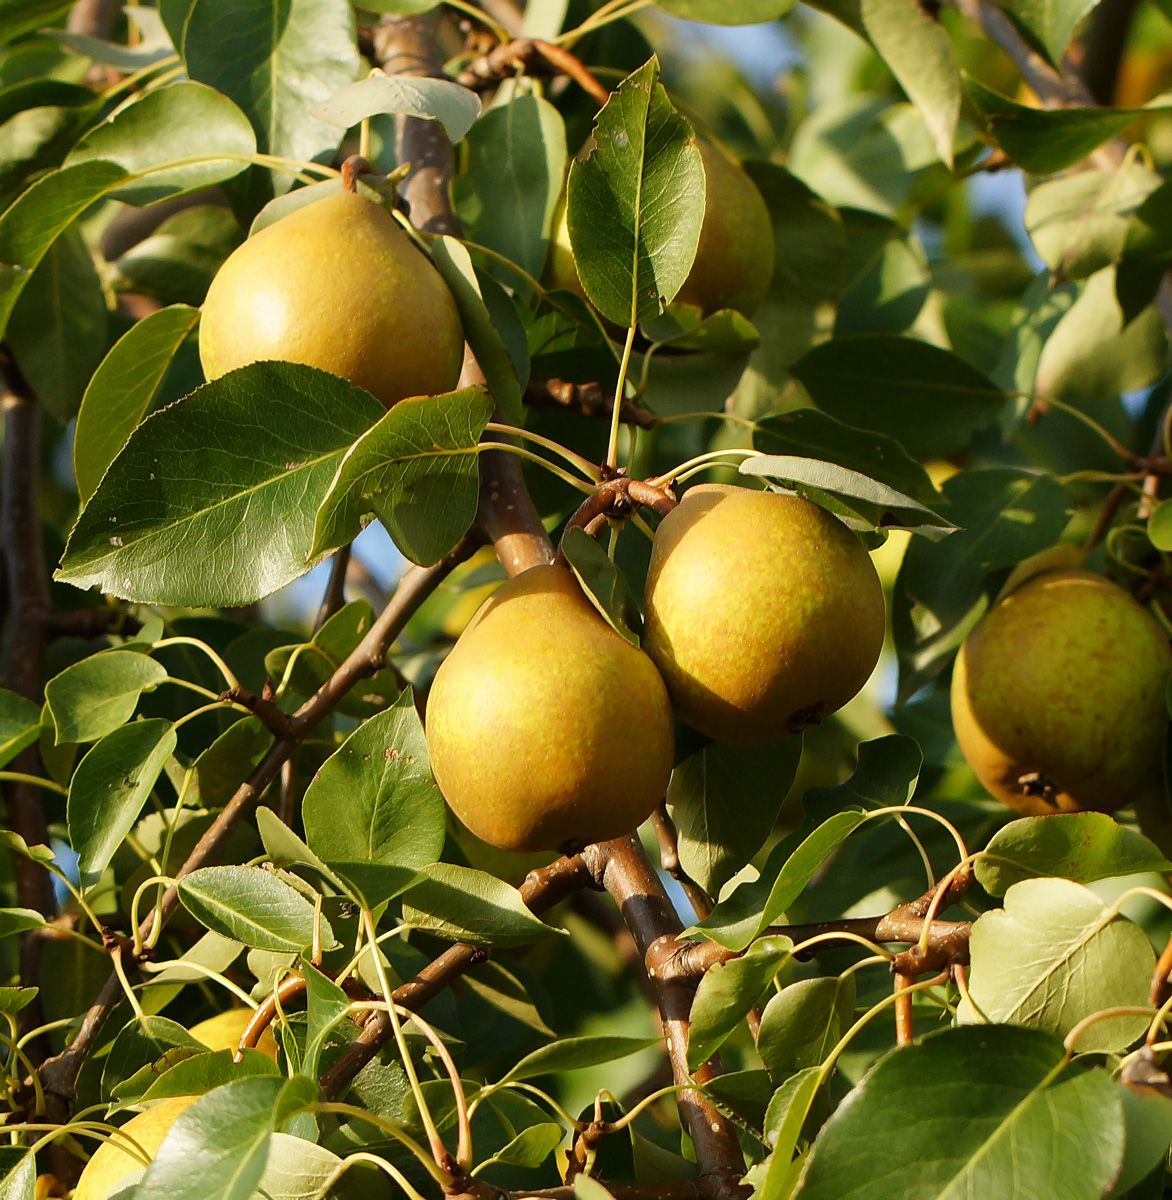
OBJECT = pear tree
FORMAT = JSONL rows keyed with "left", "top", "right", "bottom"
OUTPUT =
{"left": 1, "top": 1, "right": 1172, "bottom": 1199}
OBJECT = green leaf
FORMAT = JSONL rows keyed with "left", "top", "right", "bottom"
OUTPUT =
{"left": 429, "top": 237, "right": 524, "bottom": 424}
{"left": 1108, "top": 1082, "right": 1172, "bottom": 1199}
{"left": 1025, "top": 161, "right": 1159, "bottom": 281}
{"left": 790, "top": 335, "right": 1006, "bottom": 458}
{"left": 7, "top": 224, "right": 107, "bottom": 423}
{"left": 109, "top": 206, "right": 242, "bottom": 306}
{"left": 958, "top": 877, "right": 1155, "bottom": 1052}
{"left": 0, "top": 1152, "right": 33, "bottom": 1200}
{"left": 560, "top": 526, "right": 643, "bottom": 646}
{"left": 0, "top": 0, "right": 72, "bottom": 42}
{"left": 795, "top": 1026, "right": 1123, "bottom": 1200}
{"left": 0, "top": 160, "right": 126, "bottom": 337}
{"left": 861, "top": 0, "right": 960, "bottom": 167}
{"left": 101, "top": 1015, "right": 206, "bottom": 1101}
{"left": 255, "top": 807, "right": 351, "bottom": 898}
{"left": 762, "top": 1066, "right": 823, "bottom": 1184}
{"left": 401, "top": 862, "right": 566, "bottom": 948}
{"left": 311, "top": 387, "right": 493, "bottom": 567}
{"left": 133, "top": 1075, "right": 285, "bottom": 1200}
{"left": 302, "top": 691, "right": 446, "bottom": 872}
{"left": 687, "top": 936, "right": 792, "bottom": 1070}
{"left": 965, "top": 76, "right": 1152, "bottom": 174}
{"left": 806, "top": 735, "right": 924, "bottom": 808}
{"left": 834, "top": 210, "right": 930, "bottom": 338}
{"left": 655, "top": 0, "right": 794, "bottom": 20}
{"left": 177, "top": 866, "right": 337, "bottom": 954}
{"left": 566, "top": 56, "right": 705, "bottom": 326}
{"left": 45, "top": 649, "right": 167, "bottom": 744}
{"left": 640, "top": 305, "right": 760, "bottom": 354}
{"left": 975, "top": 814, "right": 1171, "bottom": 896}
{"left": 739, "top": 455, "right": 953, "bottom": 534}
{"left": 1150, "top": 499, "right": 1172, "bottom": 551}
{"left": 43, "top": 13, "right": 174, "bottom": 72}
{"left": 500, "top": 1034, "right": 663, "bottom": 1084}
{"left": 757, "top": 974, "right": 856, "bottom": 1082}
{"left": 56, "top": 362, "right": 384, "bottom": 608}
{"left": 0, "top": 910, "right": 45, "bottom": 938}
{"left": 1035, "top": 266, "right": 1169, "bottom": 402}
{"left": 894, "top": 468, "right": 1073, "bottom": 696}
{"left": 0, "top": 986, "right": 37, "bottom": 1014}
{"left": 129, "top": 1048, "right": 281, "bottom": 1106}
{"left": 66, "top": 81, "right": 255, "bottom": 205}
{"left": 313, "top": 73, "right": 481, "bottom": 143}
{"left": 753, "top": 409, "right": 940, "bottom": 510}
{"left": 68, "top": 718, "right": 176, "bottom": 888}
{"left": 167, "top": 0, "right": 360, "bottom": 195}
{"left": 73, "top": 304, "right": 201, "bottom": 503}
{"left": 666, "top": 737, "right": 802, "bottom": 898}
{"left": 454, "top": 94, "right": 566, "bottom": 287}
{"left": 994, "top": 0, "right": 1101, "bottom": 68}
{"left": 696, "top": 811, "right": 869, "bottom": 950}
{"left": 0, "top": 690, "right": 42, "bottom": 769}
{"left": 481, "top": 1123, "right": 565, "bottom": 1170}
{"left": 301, "top": 959, "right": 351, "bottom": 1079}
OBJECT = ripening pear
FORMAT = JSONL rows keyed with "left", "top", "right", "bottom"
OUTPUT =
{"left": 199, "top": 193, "right": 464, "bottom": 408}
{"left": 73, "top": 1096, "right": 195, "bottom": 1200}
{"left": 643, "top": 485, "right": 885, "bottom": 745}
{"left": 425, "top": 564, "right": 674, "bottom": 852}
{"left": 546, "top": 140, "right": 774, "bottom": 318}
{"left": 190, "top": 1008, "right": 278, "bottom": 1059}
{"left": 951, "top": 568, "right": 1172, "bottom": 814}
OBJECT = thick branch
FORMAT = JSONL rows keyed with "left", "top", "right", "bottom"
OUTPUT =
{"left": 582, "top": 836, "right": 747, "bottom": 1193}
{"left": 319, "top": 853, "right": 593, "bottom": 1098}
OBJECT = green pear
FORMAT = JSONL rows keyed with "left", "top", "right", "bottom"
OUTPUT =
{"left": 546, "top": 140, "right": 774, "bottom": 318}
{"left": 951, "top": 568, "right": 1172, "bottom": 814}
{"left": 199, "top": 193, "right": 464, "bottom": 408}
{"left": 425, "top": 564, "right": 674, "bottom": 853}
{"left": 643, "top": 485, "right": 885, "bottom": 745}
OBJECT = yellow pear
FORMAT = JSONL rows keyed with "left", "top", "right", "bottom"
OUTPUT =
{"left": 546, "top": 140, "right": 774, "bottom": 318}
{"left": 190, "top": 1008, "right": 278, "bottom": 1059}
{"left": 425, "top": 564, "right": 674, "bottom": 852}
{"left": 199, "top": 193, "right": 464, "bottom": 408}
{"left": 643, "top": 485, "right": 885, "bottom": 745}
{"left": 951, "top": 568, "right": 1172, "bottom": 814}
{"left": 73, "top": 1096, "right": 195, "bottom": 1200}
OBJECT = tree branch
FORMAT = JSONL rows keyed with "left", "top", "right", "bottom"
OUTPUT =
{"left": 582, "top": 836, "right": 748, "bottom": 1195}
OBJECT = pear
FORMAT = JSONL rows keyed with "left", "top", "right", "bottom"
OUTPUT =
{"left": 546, "top": 140, "right": 774, "bottom": 318}
{"left": 643, "top": 485, "right": 885, "bottom": 745}
{"left": 73, "top": 1096, "right": 195, "bottom": 1200}
{"left": 425, "top": 564, "right": 674, "bottom": 852}
{"left": 951, "top": 568, "right": 1172, "bottom": 814}
{"left": 199, "top": 193, "right": 464, "bottom": 408}
{"left": 190, "top": 1008, "right": 278, "bottom": 1059}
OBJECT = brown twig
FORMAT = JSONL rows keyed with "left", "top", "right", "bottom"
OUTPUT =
{"left": 1150, "top": 928, "right": 1172, "bottom": 1007}
{"left": 319, "top": 852, "right": 593, "bottom": 1098}
{"left": 893, "top": 972, "right": 915, "bottom": 1047}
{"left": 33, "top": 535, "right": 481, "bottom": 1111}
{"left": 582, "top": 836, "right": 748, "bottom": 1194}
{"left": 236, "top": 973, "right": 309, "bottom": 1060}
{"left": 525, "top": 380, "right": 658, "bottom": 430}
{"left": 650, "top": 805, "right": 713, "bottom": 921}
{"left": 315, "top": 544, "right": 351, "bottom": 628}
{"left": 456, "top": 38, "right": 610, "bottom": 108}
{"left": 218, "top": 686, "right": 293, "bottom": 737}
